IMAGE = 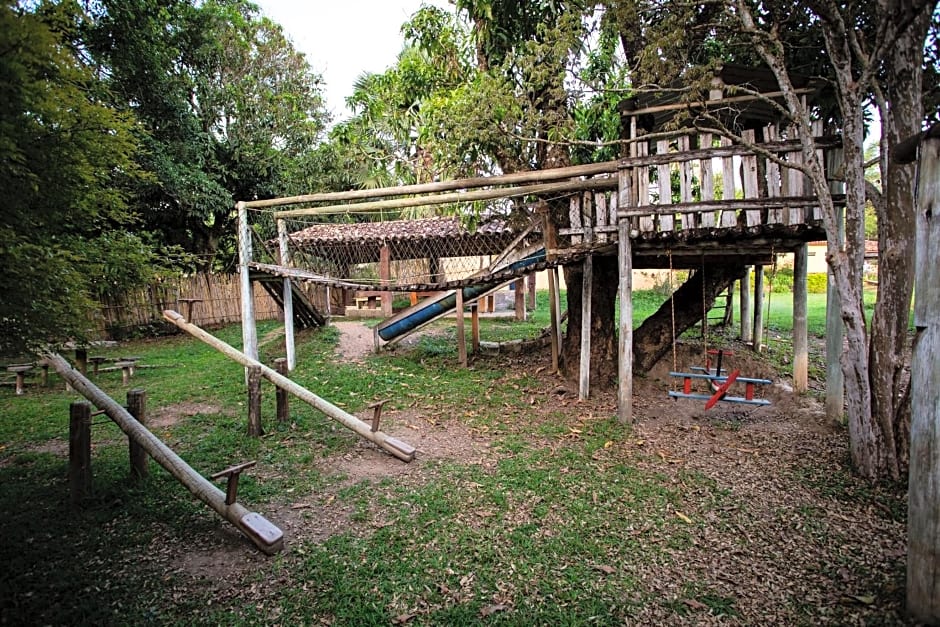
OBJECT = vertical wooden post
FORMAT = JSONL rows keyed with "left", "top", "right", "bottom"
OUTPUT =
{"left": 514, "top": 278, "right": 526, "bottom": 320}
{"left": 617, "top": 168, "right": 634, "bottom": 421}
{"left": 380, "top": 244, "right": 393, "bottom": 317}
{"left": 740, "top": 269, "right": 752, "bottom": 342}
{"left": 274, "top": 358, "right": 289, "bottom": 424}
{"left": 752, "top": 265, "right": 764, "bottom": 351}
{"left": 470, "top": 303, "right": 480, "bottom": 354}
{"left": 75, "top": 348, "right": 88, "bottom": 375}
{"left": 907, "top": 130, "right": 940, "bottom": 623}
{"left": 237, "top": 202, "right": 258, "bottom": 365}
{"left": 526, "top": 273, "right": 536, "bottom": 310}
{"left": 825, "top": 150, "right": 846, "bottom": 421}
{"left": 69, "top": 400, "right": 92, "bottom": 504}
{"left": 792, "top": 244, "right": 809, "bottom": 392}
{"left": 127, "top": 389, "right": 149, "bottom": 480}
{"left": 455, "top": 288, "right": 467, "bottom": 367}
{"left": 247, "top": 365, "right": 263, "bottom": 437}
{"left": 579, "top": 254, "right": 593, "bottom": 400}
{"left": 277, "top": 219, "right": 296, "bottom": 371}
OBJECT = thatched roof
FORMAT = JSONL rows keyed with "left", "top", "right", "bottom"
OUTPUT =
{"left": 287, "top": 216, "right": 523, "bottom": 265}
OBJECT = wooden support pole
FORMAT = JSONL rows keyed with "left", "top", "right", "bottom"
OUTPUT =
{"left": 277, "top": 219, "right": 296, "bottom": 371}
{"left": 740, "top": 268, "right": 752, "bottom": 343}
{"left": 579, "top": 255, "right": 593, "bottom": 400}
{"left": 527, "top": 273, "right": 536, "bottom": 310}
{"left": 247, "top": 365, "right": 263, "bottom": 437}
{"left": 540, "top": 204, "right": 561, "bottom": 374}
{"left": 163, "top": 313, "right": 416, "bottom": 461}
{"left": 456, "top": 289, "right": 467, "bottom": 367}
{"left": 752, "top": 265, "right": 764, "bottom": 352}
{"left": 127, "top": 389, "right": 149, "bottom": 481}
{"left": 470, "top": 303, "right": 480, "bottom": 353}
{"left": 75, "top": 348, "right": 87, "bottom": 375}
{"left": 237, "top": 202, "right": 258, "bottom": 365}
{"left": 792, "top": 244, "right": 809, "bottom": 393}
{"left": 907, "top": 129, "right": 940, "bottom": 623}
{"left": 617, "top": 167, "right": 635, "bottom": 422}
{"left": 514, "top": 278, "right": 526, "bottom": 321}
{"left": 69, "top": 400, "right": 92, "bottom": 505}
{"left": 49, "top": 354, "right": 284, "bottom": 553}
{"left": 274, "top": 358, "right": 289, "bottom": 424}
{"left": 380, "top": 244, "right": 393, "bottom": 317}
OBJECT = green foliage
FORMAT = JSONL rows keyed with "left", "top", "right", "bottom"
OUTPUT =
{"left": 767, "top": 267, "right": 793, "bottom": 294}
{"left": 807, "top": 273, "right": 828, "bottom": 294}
{"left": 0, "top": 1, "right": 158, "bottom": 354}
{"left": 85, "top": 0, "right": 329, "bottom": 267}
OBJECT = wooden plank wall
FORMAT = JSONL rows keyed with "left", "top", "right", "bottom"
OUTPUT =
{"left": 97, "top": 273, "right": 287, "bottom": 337}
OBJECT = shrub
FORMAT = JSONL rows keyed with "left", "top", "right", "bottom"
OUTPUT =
{"left": 807, "top": 273, "right": 827, "bottom": 294}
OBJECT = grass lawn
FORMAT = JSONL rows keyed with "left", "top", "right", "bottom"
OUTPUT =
{"left": 0, "top": 289, "right": 908, "bottom": 625}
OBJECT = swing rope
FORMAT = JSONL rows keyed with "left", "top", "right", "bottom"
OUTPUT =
{"left": 668, "top": 249, "right": 678, "bottom": 376}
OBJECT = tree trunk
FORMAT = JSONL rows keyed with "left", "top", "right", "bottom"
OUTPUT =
{"left": 868, "top": 14, "right": 929, "bottom": 481}
{"left": 632, "top": 265, "right": 745, "bottom": 373}
{"left": 561, "top": 255, "right": 619, "bottom": 388}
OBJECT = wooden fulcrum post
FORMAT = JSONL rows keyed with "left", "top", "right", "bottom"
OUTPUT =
{"left": 368, "top": 399, "right": 390, "bottom": 433}
{"left": 210, "top": 461, "right": 257, "bottom": 505}
{"left": 127, "top": 389, "right": 149, "bottom": 480}
{"left": 274, "top": 358, "right": 289, "bottom": 424}
{"left": 69, "top": 401, "right": 93, "bottom": 504}
{"left": 247, "top": 365, "right": 263, "bottom": 437}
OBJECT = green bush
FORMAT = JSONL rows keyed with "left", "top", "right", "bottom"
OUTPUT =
{"left": 807, "top": 273, "right": 827, "bottom": 294}
{"left": 768, "top": 267, "right": 793, "bottom": 293}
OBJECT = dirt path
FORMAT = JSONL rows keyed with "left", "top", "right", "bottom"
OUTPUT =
{"left": 332, "top": 320, "right": 376, "bottom": 361}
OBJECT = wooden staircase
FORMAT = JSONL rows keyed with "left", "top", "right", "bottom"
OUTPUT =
{"left": 252, "top": 273, "right": 325, "bottom": 328}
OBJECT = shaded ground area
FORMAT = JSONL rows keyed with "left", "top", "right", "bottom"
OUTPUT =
{"left": 0, "top": 321, "right": 910, "bottom": 625}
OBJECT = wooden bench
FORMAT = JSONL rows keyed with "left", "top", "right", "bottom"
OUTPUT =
{"left": 354, "top": 291, "right": 384, "bottom": 309}
{"left": 7, "top": 364, "right": 32, "bottom": 395}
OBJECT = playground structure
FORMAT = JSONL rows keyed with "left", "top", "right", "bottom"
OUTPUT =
{"left": 235, "top": 67, "right": 847, "bottom": 423}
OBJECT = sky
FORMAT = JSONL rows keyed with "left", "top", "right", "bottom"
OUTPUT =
{"left": 253, "top": 0, "right": 453, "bottom": 123}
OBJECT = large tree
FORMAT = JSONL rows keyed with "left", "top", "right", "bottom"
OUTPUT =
{"left": 85, "top": 0, "right": 329, "bottom": 267}
{"left": 0, "top": 1, "right": 154, "bottom": 354}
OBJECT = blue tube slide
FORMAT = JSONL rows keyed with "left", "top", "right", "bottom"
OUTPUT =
{"left": 377, "top": 249, "right": 546, "bottom": 342}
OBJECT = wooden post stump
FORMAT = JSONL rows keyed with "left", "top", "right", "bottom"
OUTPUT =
{"left": 456, "top": 289, "right": 467, "bottom": 367}
{"left": 274, "top": 358, "right": 289, "bottom": 424}
{"left": 69, "top": 401, "right": 92, "bottom": 504}
{"left": 247, "top": 365, "right": 263, "bottom": 437}
{"left": 470, "top": 303, "right": 480, "bottom": 354}
{"left": 514, "top": 278, "right": 526, "bottom": 321}
{"left": 75, "top": 348, "right": 88, "bottom": 375}
{"left": 127, "top": 389, "right": 149, "bottom": 480}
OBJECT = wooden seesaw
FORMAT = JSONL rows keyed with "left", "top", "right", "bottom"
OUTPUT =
{"left": 668, "top": 349, "right": 771, "bottom": 410}
{"left": 45, "top": 353, "right": 284, "bottom": 554}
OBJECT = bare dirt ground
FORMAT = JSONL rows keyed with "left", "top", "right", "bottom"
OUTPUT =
{"left": 164, "top": 322, "right": 907, "bottom": 623}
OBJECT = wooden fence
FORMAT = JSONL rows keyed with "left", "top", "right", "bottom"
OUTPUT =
{"left": 96, "top": 273, "right": 282, "bottom": 339}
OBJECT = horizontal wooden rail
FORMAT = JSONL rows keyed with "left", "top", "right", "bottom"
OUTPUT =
{"left": 273, "top": 178, "right": 617, "bottom": 219}
{"left": 617, "top": 195, "right": 845, "bottom": 218}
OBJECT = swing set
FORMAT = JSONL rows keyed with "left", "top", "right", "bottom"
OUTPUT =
{"left": 664, "top": 252, "right": 772, "bottom": 410}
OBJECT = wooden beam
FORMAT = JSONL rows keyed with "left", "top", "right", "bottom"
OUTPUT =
{"left": 907, "top": 131, "right": 940, "bottom": 623}
{"left": 470, "top": 303, "right": 480, "bottom": 354}
{"left": 246, "top": 160, "right": 624, "bottom": 209}
{"left": 752, "top": 265, "right": 764, "bottom": 351}
{"left": 623, "top": 87, "right": 816, "bottom": 117}
{"left": 161, "top": 311, "right": 416, "bottom": 463}
{"left": 274, "top": 178, "right": 617, "bottom": 219}
{"left": 792, "top": 244, "right": 809, "bottom": 392}
{"left": 617, "top": 195, "right": 844, "bottom": 217}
